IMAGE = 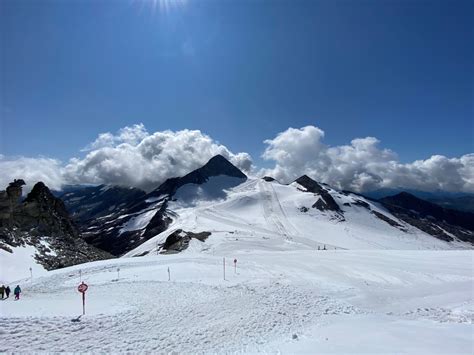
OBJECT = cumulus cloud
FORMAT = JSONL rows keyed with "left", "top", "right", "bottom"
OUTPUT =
{"left": 0, "top": 125, "right": 253, "bottom": 193}
{"left": 1, "top": 123, "right": 472, "bottom": 195}
{"left": 0, "top": 156, "right": 65, "bottom": 192}
{"left": 262, "top": 125, "right": 474, "bottom": 193}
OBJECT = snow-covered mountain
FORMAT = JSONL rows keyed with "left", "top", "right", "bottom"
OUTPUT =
{"left": 80, "top": 154, "right": 248, "bottom": 255}
{"left": 2, "top": 155, "right": 473, "bottom": 280}
{"left": 70, "top": 154, "right": 472, "bottom": 258}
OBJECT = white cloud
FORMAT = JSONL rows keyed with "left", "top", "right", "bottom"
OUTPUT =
{"left": 1, "top": 124, "right": 472, "bottom": 195}
{"left": 262, "top": 125, "right": 474, "bottom": 193}
{"left": 0, "top": 156, "right": 65, "bottom": 192}
{"left": 0, "top": 125, "right": 253, "bottom": 193}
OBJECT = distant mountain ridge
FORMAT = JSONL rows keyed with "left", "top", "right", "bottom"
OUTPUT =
{"left": 3, "top": 155, "right": 472, "bottom": 274}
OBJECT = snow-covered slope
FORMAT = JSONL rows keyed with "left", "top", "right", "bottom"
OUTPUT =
{"left": 1, "top": 249, "right": 472, "bottom": 353}
{"left": 127, "top": 178, "right": 470, "bottom": 257}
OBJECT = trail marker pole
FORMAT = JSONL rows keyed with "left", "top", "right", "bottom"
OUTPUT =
{"left": 167, "top": 267, "right": 170, "bottom": 281}
{"left": 77, "top": 282, "right": 88, "bottom": 316}
{"left": 223, "top": 257, "right": 226, "bottom": 280}
{"left": 117, "top": 267, "right": 120, "bottom": 280}
{"left": 234, "top": 258, "right": 237, "bottom": 274}
{"left": 79, "top": 269, "right": 82, "bottom": 283}
{"left": 29, "top": 267, "right": 32, "bottom": 283}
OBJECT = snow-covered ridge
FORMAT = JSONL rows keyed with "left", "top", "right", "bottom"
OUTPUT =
{"left": 127, "top": 178, "right": 471, "bottom": 257}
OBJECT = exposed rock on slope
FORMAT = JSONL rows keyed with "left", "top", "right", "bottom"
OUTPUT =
{"left": 60, "top": 185, "right": 146, "bottom": 223}
{"left": 0, "top": 181, "right": 111, "bottom": 270}
{"left": 294, "top": 175, "right": 342, "bottom": 213}
{"left": 160, "top": 229, "right": 211, "bottom": 254}
{"left": 380, "top": 192, "right": 474, "bottom": 243}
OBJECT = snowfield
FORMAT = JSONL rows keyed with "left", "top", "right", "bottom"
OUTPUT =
{"left": 1, "top": 178, "right": 473, "bottom": 353}
{"left": 1, "top": 249, "right": 473, "bottom": 353}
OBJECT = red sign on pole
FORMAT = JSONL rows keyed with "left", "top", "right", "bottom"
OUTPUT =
{"left": 78, "top": 282, "right": 88, "bottom": 293}
{"left": 77, "top": 282, "right": 88, "bottom": 315}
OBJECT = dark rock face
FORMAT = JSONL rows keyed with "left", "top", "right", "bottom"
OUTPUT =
{"left": 60, "top": 185, "right": 146, "bottom": 223}
{"left": 0, "top": 181, "right": 111, "bottom": 271}
{"left": 160, "top": 229, "right": 211, "bottom": 253}
{"left": 262, "top": 176, "right": 276, "bottom": 182}
{"left": 380, "top": 192, "right": 474, "bottom": 243}
{"left": 371, "top": 211, "right": 405, "bottom": 230}
{"left": 295, "top": 175, "right": 342, "bottom": 213}
{"left": 80, "top": 155, "right": 246, "bottom": 256}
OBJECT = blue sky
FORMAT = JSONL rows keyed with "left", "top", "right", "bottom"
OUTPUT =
{"left": 1, "top": 0, "right": 473, "bottom": 164}
{"left": 0, "top": 0, "right": 473, "bottom": 194}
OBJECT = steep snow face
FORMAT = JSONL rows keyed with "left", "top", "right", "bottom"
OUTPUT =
{"left": 127, "top": 179, "right": 470, "bottom": 257}
{"left": 0, "top": 250, "right": 472, "bottom": 353}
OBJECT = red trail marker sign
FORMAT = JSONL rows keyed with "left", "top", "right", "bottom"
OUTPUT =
{"left": 77, "top": 282, "right": 88, "bottom": 315}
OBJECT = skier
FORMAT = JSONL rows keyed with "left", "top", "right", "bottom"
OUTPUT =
{"left": 5, "top": 286, "right": 11, "bottom": 299}
{"left": 14, "top": 285, "right": 21, "bottom": 300}
{"left": 0, "top": 285, "right": 4, "bottom": 299}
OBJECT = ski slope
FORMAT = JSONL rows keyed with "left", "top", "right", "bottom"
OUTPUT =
{"left": 0, "top": 249, "right": 472, "bottom": 353}
{"left": 1, "top": 178, "right": 472, "bottom": 353}
{"left": 128, "top": 179, "right": 468, "bottom": 257}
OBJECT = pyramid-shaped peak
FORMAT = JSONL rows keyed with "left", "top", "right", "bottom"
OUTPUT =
{"left": 199, "top": 155, "right": 247, "bottom": 179}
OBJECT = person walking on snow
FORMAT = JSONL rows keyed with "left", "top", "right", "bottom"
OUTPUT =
{"left": 0, "top": 285, "right": 4, "bottom": 299}
{"left": 14, "top": 285, "right": 21, "bottom": 300}
{"left": 5, "top": 286, "right": 11, "bottom": 299}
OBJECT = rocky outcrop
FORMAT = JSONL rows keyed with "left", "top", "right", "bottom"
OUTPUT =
{"left": 294, "top": 175, "right": 342, "bottom": 213}
{"left": 0, "top": 179, "right": 25, "bottom": 227}
{"left": 0, "top": 181, "right": 111, "bottom": 271}
{"left": 160, "top": 229, "right": 211, "bottom": 254}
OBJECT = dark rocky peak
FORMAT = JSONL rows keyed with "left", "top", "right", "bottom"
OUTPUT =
{"left": 151, "top": 155, "right": 247, "bottom": 198}
{"left": 197, "top": 155, "right": 247, "bottom": 180}
{"left": 262, "top": 176, "right": 276, "bottom": 182}
{"left": 294, "top": 175, "right": 324, "bottom": 194}
{"left": 25, "top": 182, "right": 55, "bottom": 202}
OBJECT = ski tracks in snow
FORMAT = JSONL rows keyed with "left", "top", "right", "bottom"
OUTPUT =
{"left": 0, "top": 280, "right": 362, "bottom": 353}
{"left": 258, "top": 181, "right": 299, "bottom": 242}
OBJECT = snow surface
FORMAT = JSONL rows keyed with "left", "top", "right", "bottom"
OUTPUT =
{"left": 0, "top": 250, "right": 472, "bottom": 353}
{"left": 0, "top": 245, "right": 47, "bottom": 284}
{"left": 128, "top": 179, "right": 469, "bottom": 257}
{"left": 118, "top": 209, "right": 157, "bottom": 235}
{"left": 1, "top": 178, "right": 473, "bottom": 353}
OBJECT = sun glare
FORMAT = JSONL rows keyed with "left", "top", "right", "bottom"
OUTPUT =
{"left": 144, "top": 0, "right": 188, "bottom": 13}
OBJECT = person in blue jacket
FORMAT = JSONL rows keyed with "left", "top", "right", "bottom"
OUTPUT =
{"left": 14, "top": 285, "right": 21, "bottom": 300}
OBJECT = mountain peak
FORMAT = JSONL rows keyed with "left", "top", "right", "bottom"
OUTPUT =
{"left": 199, "top": 155, "right": 247, "bottom": 179}
{"left": 294, "top": 175, "right": 324, "bottom": 194}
